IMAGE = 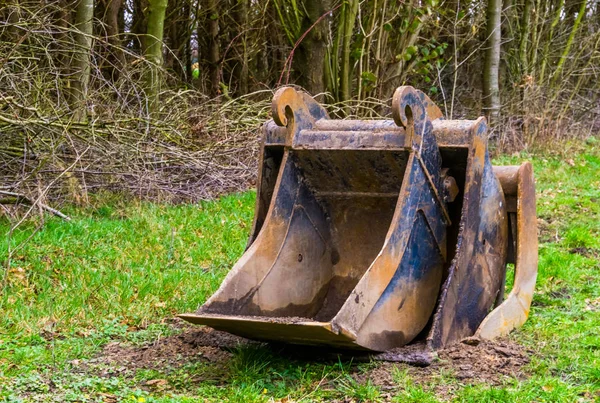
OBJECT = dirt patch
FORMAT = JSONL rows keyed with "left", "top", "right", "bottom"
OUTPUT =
{"left": 435, "top": 339, "right": 531, "bottom": 383}
{"left": 537, "top": 217, "right": 557, "bottom": 243}
{"left": 569, "top": 247, "right": 599, "bottom": 258}
{"left": 92, "top": 324, "right": 532, "bottom": 399}
{"left": 548, "top": 286, "right": 571, "bottom": 299}
{"left": 95, "top": 326, "right": 252, "bottom": 372}
{"left": 358, "top": 338, "right": 532, "bottom": 396}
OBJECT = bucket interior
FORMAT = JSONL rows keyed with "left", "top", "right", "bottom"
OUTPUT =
{"left": 201, "top": 149, "right": 410, "bottom": 321}
{"left": 295, "top": 150, "right": 410, "bottom": 321}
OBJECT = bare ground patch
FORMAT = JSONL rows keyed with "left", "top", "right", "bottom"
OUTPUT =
{"left": 360, "top": 339, "right": 531, "bottom": 394}
{"left": 94, "top": 326, "right": 251, "bottom": 372}
{"left": 91, "top": 324, "right": 533, "bottom": 398}
{"left": 347, "top": 339, "right": 532, "bottom": 401}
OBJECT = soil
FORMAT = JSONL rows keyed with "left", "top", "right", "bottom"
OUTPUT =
{"left": 436, "top": 339, "right": 531, "bottom": 383}
{"left": 569, "top": 247, "right": 599, "bottom": 258}
{"left": 95, "top": 325, "right": 251, "bottom": 371}
{"left": 93, "top": 322, "right": 533, "bottom": 397}
{"left": 194, "top": 312, "right": 314, "bottom": 324}
{"left": 356, "top": 338, "right": 531, "bottom": 400}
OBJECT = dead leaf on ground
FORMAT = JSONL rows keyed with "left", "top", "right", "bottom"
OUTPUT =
{"left": 99, "top": 392, "right": 118, "bottom": 403}
{"left": 145, "top": 378, "right": 168, "bottom": 388}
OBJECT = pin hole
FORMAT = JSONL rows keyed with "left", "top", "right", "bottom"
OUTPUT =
{"left": 405, "top": 105, "right": 414, "bottom": 126}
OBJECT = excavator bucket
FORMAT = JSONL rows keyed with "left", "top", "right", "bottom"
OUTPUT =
{"left": 180, "top": 86, "right": 538, "bottom": 352}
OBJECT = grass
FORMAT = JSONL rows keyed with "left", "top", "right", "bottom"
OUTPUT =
{"left": 1, "top": 139, "right": 599, "bottom": 402}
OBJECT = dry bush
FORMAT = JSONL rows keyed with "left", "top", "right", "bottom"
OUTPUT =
{"left": 1, "top": 0, "right": 599, "bottom": 212}
{"left": 0, "top": 3, "right": 272, "bottom": 208}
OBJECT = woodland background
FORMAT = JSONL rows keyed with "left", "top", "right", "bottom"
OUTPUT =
{"left": 0, "top": 0, "right": 599, "bottom": 204}
{"left": 1, "top": 4, "right": 600, "bottom": 401}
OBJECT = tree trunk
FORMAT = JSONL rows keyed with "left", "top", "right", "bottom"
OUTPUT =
{"left": 206, "top": 0, "right": 221, "bottom": 96}
{"left": 167, "top": 0, "right": 191, "bottom": 82}
{"left": 518, "top": 0, "right": 533, "bottom": 76}
{"left": 164, "top": 0, "right": 189, "bottom": 80}
{"left": 144, "top": 0, "right": 168, "bottom": 110}
{"left": 96, "top": 0, "right": 125, "bottom": 81}
{"left": 233, "top": 0, "right": 249, "bottom": 95}
{"left": 551, "top": 0, "right": 588, "bottom": 84}
{"left": 539, "top": 0, "right": 564, "bottom": 83}
{"left": 292, "top": 0, "right": 331, "bottom": 96}
{"left": 483, "top": 0, "right": 502, "bottom": 124}
{"left": 339, "top": 0, "right": 358, "bottom": 104}
{"left": 52, "top": 0, "right": 70, "bottom": 105}
{"left": 70, "top": 0, "right": 94, "bottom": 120}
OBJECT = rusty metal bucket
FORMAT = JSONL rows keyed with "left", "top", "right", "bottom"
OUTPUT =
{"left": 180, "top": 86, "right": 538, "bottom": 352}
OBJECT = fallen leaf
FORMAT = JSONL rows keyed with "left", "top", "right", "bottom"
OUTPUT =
{"left": 99, "top": 393, "right": 117, "bottom": 403}
{"left": 145, "top": 379, "right": 168, "bottom": 388}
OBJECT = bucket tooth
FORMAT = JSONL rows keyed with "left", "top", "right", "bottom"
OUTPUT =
{"left": 180, "top": 86, "right": 538, "bottom": 352}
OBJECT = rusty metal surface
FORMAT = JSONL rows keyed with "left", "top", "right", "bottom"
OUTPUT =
{"left": 475, "top": 162, "right": 538, "bottom": 339}
{"left": 180, "top": 86, "right": 538, "bottom": 352}
{"left": 426, "top": 117, "right": 509, "bottom": 349}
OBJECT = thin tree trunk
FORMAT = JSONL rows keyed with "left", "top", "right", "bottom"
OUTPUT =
{"left": 373, "top": 0, "right": 388, "bottom": 100}
{"left": 483, "top": 0, "right": 502, "bottom": 124}
{"left": 293, "top": 0, "right": 331, "bottom": 96}
{"left": 518, "top": 0, "right": 533, "bottom": 76}
{"left": 70, "top": 0, "right": 94, "bottom": 120}
{"left": 52, "top": 0, "right": 70, "bottom": 106}
{"left": 539, "top": 0, "right": 564, "bottom": 83}
{"left": 179, "top": 0, "right": 192, "bottom": 82}
{"left": 207, "top": 0, "right": 220, "bottom": 96}
{"left": 183, "top": 5, "right": 192, "bottom": 84}
{"left": 529, "top": 0, "right": 544, "bottom": 72}
{"left": 165, "top": 0, "right": 180, "bottom": 77}
{"left": 144, "top": 0, "right": 168, "bottom": 110}
{"left": 327, "top": 4, "right": 344, "bottom": 100}
{"left": 164, "top": 0, "right": 192, "bottom": 80}
{"left": 108, "top": 0, "right": 125, "bottom": 77}
{"left": 339, "top": 0, "right": 358, "bottom": 104}
{"left": 551, "top": 0, "right": 588, "bottom": 84}
{"left": 233, "top": 0, "right": 249, "bottom": 95}
{"left": 358, "top": 0, "right": 378, "bottom": 101}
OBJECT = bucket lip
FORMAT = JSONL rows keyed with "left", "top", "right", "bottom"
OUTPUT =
{"left": 177, "top": 312, "right": 332, "bottom": 328}
{"left": 177, "top": 313, "right": 374, "bottom": 350}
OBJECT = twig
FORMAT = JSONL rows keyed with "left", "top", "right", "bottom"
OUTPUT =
{"left": 0, "top": 190, "right": 71, "bottom": 221}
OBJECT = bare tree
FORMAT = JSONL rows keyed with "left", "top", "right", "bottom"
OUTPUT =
{"left": 144, "top": 0, "right": 168, "bottom": 109}
{"left": 206, "top": 0, "right": 221, "bottom": 96}
{"left": 293, "top": 0, "right": 331, "bottom": 95}
{"left": 70, "top": 0, "right": 94, "bottom": 119}
{"left": 483, "top": 0, "right": 502, "bottom": 124}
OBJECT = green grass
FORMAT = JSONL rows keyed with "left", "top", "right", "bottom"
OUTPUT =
{"left": 1, "top": 140, "right": 600, "bottom": 402}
